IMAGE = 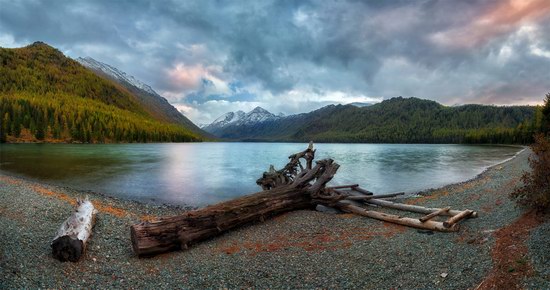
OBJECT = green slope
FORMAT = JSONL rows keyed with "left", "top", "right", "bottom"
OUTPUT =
{"left": 216, "top": 97, "right": 542, "bottom": 144}
{"left": 0, "top": 42, "right": 203, "bottom": 143}
{"left": 76, "top": 56, "right": 210, "bottom": 138}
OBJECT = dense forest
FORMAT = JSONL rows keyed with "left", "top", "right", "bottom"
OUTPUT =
{"left": 0, "top": 42, "right": 203, "bottom": 143}
{"left": 215, "top": 97, "right": 542, "bottom": 144}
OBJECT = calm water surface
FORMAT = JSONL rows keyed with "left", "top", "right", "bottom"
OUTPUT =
{"left": 0, "top": 143, "right": 521, "bottom": 206}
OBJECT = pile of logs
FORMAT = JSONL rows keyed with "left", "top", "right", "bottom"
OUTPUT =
{"left": 327, "top": 184, "right": 477, "bottom": 232}
{"left": 130, "top": 143, "right": 478, "bottom": 257}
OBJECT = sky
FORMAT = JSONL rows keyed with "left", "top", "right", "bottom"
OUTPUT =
{"left": 1, "top": 0, "right": 550, "bottom": 124}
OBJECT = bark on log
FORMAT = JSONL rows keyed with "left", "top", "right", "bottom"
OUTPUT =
{"left": 131, "top": 145, "right": 345, "bottom": 257}
{"left": 364, "top": 198, "right": 478, "bottom": 218}
{"left": 51, "top": 197, "right": 97, "bottom": 262}
{"left": 337, "top": 201, "right": 459, "bottom": 232}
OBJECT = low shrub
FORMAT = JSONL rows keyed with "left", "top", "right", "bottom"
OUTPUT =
{"left": 511, "top": 134, "right": 550, "bottom": 212}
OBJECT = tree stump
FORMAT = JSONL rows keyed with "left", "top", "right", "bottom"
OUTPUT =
{"left": 51, "top": 197, "right": 97, "bottom": 262}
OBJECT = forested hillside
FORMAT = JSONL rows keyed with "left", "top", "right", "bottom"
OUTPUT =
{"left": 0, "top": 42, "right": 203, "bottom": 143}
{"left": 214, "top": 97, "right": 541, "bottom": 144}
{"left": 76, "top": 56, "right": 207, "bottom": 137}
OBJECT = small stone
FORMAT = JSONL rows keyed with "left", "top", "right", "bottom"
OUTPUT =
{"left": 440, "top": 272, "right": 448, "bottom": 278}
{"left": 92, "top": 258, "right": 96, "bottom": 262}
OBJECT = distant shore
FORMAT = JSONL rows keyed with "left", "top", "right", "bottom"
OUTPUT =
{"left": 1, "top": 149, "right": 548, "bottom": 289}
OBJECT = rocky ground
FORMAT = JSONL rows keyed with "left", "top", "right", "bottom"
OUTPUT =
{"left": 0, "top": 149, "right": 548, "bottom": 289}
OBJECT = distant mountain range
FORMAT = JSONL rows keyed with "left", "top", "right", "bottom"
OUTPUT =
{"left": 202, "top": 107, "right": 284, "bottom": 135}
{"left": 202, "top": 97, "right": 540, "bottom": 144}
{"left": 0, "top": 42, "right": 207, "bottom": 143}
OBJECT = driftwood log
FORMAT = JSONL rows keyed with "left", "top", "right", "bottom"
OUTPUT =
{"left": 51, "top": 197, "right": 97, "bottom": 262}
{"left": 131, "top": 144, "right": 346, "bottom": 257}
{"left": 130, "top": 143, "right": 478, "bottom": 257}
{"left": 363, "top": 198, "right": 478, "bottom": 218}
{"left": 337, "top": 200, "right": 460, "bottom": 232}
{"left": 419, "top": 207, "right": 450, "bottom": 222}
{"left": 443, "top": 210, "right": 474, "bottom": 228}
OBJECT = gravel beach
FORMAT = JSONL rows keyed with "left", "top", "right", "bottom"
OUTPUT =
{"left": 1, "top": 148, "right": 548, "bottom": 289}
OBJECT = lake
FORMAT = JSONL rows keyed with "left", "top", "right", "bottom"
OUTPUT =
{"left": 0, "top": 143, "right": 522, "bottom": 207}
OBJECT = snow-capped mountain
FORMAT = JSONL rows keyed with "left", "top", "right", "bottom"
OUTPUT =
{"left": 209, "top": 111, "right": 246, "bottom": 128}
{"left": 203, "top": 107, "right": 283, "bottom": 134}
{"left": 76, "top": 56, "right": 205, "bottom": 135}
{"left": 76, "top": 57, "right": 156, "bottom": 95}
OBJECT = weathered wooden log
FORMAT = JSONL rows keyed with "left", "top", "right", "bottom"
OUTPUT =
{"left": 443, "top": 210, "right": 474, "bottom": 228}
{"left": 365, "top": 198, "right": 478, "bottom": 218}
{"left": 256, "top": 143, "right": 316, "bottom": 190}
{"left": 131, "top": 145, "right": 345, "bottom": 257}
{"left": 419, "top": 207, "right": 450, "bottom": 222}
{"left": 337, "top": 201, "right": 459, "bottom": 232}
{"left": 345, "top": 192, "right": 405, "bottom": 200}
{"left": 51, "top": 197, "right": 97, "bottom": 262}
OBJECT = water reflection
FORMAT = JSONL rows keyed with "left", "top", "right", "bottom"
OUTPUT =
{"left": 0, "top": 143, "right": 521, "bottom": 207}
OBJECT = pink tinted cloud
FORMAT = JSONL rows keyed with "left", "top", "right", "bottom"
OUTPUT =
{"left": 431, "top": 0, "right": 550, "bottom": 49}
{"left": 167, "top": 63, "right": 209, "bottom": 91}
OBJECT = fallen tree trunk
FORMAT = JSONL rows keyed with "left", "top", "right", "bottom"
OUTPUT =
{"left": 51, "top": 197, "right": 97, "bottom": 262}
{"left": 131, "top": 143, "right": 477, "bottom": 257}
{"left": 131, "top": 146, "right": 345, "bottom": 257}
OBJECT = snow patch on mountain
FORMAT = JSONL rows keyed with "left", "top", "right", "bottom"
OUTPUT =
{"left": 211, "top": 111, "right": 246, "bottom": 127}
{"left": 76, "top": 57, "right": 156, "bottom": 95}
{"left": 203, "top": 107, "right": 284, "bottom": 133}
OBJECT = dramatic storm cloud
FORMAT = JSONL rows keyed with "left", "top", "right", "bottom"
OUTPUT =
{"left": 1, "top": 0, "right": 549, "bottom": 124}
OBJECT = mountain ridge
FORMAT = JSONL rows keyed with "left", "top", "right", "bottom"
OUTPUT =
{"left": 75, "top": 56, "right": 207, "bottom": 136}
{"left": 0, "top": 42, "right": 204, "bottom": 143}
{"left": 203, "top": 106, "right": 284, "bottom": 135}
{"left": 204, "top": 97, "right": 541, "bottom": 144}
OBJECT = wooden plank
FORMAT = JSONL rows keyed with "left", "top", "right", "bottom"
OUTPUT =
{"left": 443, "top": 210, "right": 474, "bottom": 228}
{"left": 337, "top": 201, "right": 459, "bottom": 232}
{"left": 419, "top": 207, "right": 450, "bottom": 222}
{"left": 345, "top": 192, "right": 405, "bottom": 200}
{"left": 365, "top": 198, "right": 478, "bottom": 218}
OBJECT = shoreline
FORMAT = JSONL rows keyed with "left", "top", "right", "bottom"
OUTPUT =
{"left": 412, "top": 146, "right": 526, "bottom": 198}
{"left": 1, "top": 148, "right": 548, "bottom": 288}
{"left": 0, "top": 144, "right": 526, "bottom": 209}
{"left": 0, "top": 144, "right": 527, "bottom": 210}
